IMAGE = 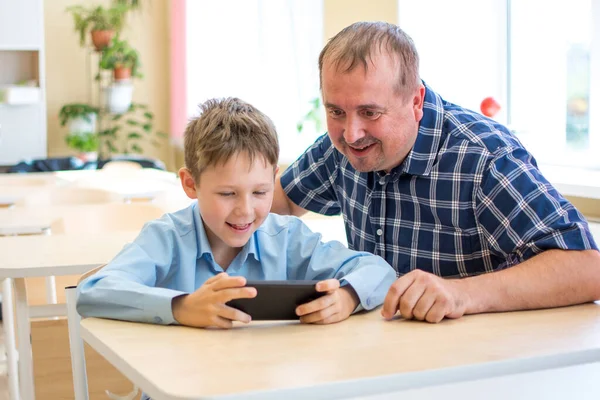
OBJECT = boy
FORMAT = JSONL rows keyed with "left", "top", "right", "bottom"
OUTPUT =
{"left": 77, "top": 97, "right": 396, "bottom": 328}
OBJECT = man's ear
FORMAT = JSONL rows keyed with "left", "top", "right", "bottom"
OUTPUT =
{"left": 413, "top": 84, "right": 426, "bottom": 123}
{"left": 178, "top": 168, "right": 199, "bottom": 199}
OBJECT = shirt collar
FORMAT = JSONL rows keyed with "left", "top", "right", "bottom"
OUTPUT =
{"left": 193, "top": 202, "right": 260, "bottom": 262}
{"left": 397, "top": 83, "right": 445, "bottom": 177}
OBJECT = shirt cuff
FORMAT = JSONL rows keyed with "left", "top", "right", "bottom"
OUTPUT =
{"left": 142, "top": 287, "right": 187, "bottom": 325}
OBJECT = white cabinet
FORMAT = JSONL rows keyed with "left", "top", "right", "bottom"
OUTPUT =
{"left": 0, "top": 0, "right": 47, "bottom": 165}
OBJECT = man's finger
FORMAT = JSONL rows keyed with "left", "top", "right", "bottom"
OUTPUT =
{"left": 381, "top": 274, "right": 415, "bottom": 319}
{"left": 412, "top": 287, "right": 436, "bottom": 320}
{"left": 398, "top": 281, "right": 426, "bottom": 320}
{"left": 316, "top": 279, "right": 340, "bottom": 292}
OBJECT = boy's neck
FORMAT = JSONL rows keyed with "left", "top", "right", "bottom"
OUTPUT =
{"left": 212, "top": 246, "right": 242, "bottom": 271}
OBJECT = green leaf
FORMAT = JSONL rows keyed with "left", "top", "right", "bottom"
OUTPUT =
{"left": 131, "top": 144, "right": 143, "bottom": 153}
{"left": 143, "top": 111, "right": 153, "bottom": 119}
{"left": 126, "top": 119, "right": 139, "bottom": 126}
{"left": 142, "top": 123, "right": 151, "bottom": 132}
{"left": 127, "top": 132, "right": 142, "bottom": 140}
{"left": 156, "top": 131, "right": 168, "bottom": 138}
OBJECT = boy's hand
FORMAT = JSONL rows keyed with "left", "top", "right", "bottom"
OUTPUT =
{"left": 172, "top": 273, "right": 257, "bottom": 329}
{"left": 295, "top": 279, "right": 359, "bottom": 324}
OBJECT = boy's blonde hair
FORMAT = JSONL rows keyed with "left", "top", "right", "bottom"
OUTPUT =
{"left": 184, "top": 97, "right": 280, "bottom": 182}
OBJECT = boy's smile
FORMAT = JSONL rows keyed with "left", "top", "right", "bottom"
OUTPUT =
{"left": 180, "top": 151, "right": 276, "bottom": 267}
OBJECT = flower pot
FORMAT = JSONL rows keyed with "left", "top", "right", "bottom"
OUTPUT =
{"left": 104, "top": 82, "right": 133, "bottom": 114}
{"left": 113, "top": 67, "right": 131, "bottom": 82}
{"left": 68, "top": 113, "right": 97, "bottom": 135}
{"left": 91, "top": 30, "right": 114, "bottom": 51}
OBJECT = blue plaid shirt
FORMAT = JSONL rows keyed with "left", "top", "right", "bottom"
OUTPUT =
{"left": 281, "top": 85, "right": 598, "bottom": 278}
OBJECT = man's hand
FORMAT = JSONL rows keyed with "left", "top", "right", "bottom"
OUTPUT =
{"left": 172, "top": 273, "right": 257, "bottom": 329}
{"left": 295, "top": 279, "right": 359, "bottom": 324}
{"left": 381, "top": 270, "right": 469, "bottom": 323}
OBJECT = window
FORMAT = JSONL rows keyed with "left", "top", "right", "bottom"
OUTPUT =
{"left": 397, "top": 0, "right": 600, "bottom": 173}
{"left": 509, "top": 0, "right": 599, "bottom": 170}
{"left": 185, "top": 0, "right": 324, "bottom": 165}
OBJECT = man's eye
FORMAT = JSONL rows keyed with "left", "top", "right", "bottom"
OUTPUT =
{"left": 328, "top": 109, "right": 344, "bottom": 117}
{"left": 362, "top": 110, "right": 381, "bottom": 119}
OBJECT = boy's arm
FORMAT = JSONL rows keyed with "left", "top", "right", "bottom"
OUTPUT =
{"left": 286, "top": 218, "right": 396, "bottom": 311}
{"left": 76, "top": 220, "right": 186, "bottom": 325}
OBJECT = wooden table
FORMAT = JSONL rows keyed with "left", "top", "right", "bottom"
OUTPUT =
{"left": 80, "top": 303, "right": 600, "bottom": 400}
{"left": 0, "top": 231, "right": 138, "bottom": 400}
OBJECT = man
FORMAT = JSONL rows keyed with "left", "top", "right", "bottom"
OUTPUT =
{"left": 272, "top": 21, "right": 600, "bottom": 323}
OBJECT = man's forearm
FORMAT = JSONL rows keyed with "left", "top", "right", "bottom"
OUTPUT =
{"left": 461, "top": 249, "right": 600, "bottom": 314}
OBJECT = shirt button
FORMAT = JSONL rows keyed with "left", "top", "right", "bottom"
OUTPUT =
{"left": 379, "top": 178, "right": 385, "bottom": 185}
{"left": 376, "top": 229, "right": 383, "bottom": 236}
{"left": 154, "top": 316, "right": 163, "bottom": 324}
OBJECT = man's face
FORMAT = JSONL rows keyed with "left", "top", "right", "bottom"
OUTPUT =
{"left": 322, "top": 52, "right": 424, "bottom": 173}
{"left": 183, "top": 152, "right": 275, "bottom": 253}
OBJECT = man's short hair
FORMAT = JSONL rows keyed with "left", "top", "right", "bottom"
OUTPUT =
{"left": 183, "top": 97, "right": 280, "bottom": 182}
{"left": 318, "top": 21, "right": 420, "bottom": 98}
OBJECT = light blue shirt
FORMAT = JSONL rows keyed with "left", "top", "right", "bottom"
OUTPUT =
{"left": 77, "top": 202, "right": 396, "bottom": 324}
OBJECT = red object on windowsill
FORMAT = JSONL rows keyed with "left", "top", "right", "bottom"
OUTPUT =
{"left": 480, "top": 97, "right": 501, "bottom": 118}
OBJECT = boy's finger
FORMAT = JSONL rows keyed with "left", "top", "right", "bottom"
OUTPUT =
{"left": 219, "top": 305, "right": 252, "bottom": 324}
{"left": 296, "top": 293, "right": 334, "bottom": 316}
{"left": 316, "top": 279, "right": 340, "bottom": 292}
{"left": 211, "top": 275, "right": 247, "bottom": 290}
{"left": 204, "top": 273, "right": 229, "bottom": 285}
{"left": 300, "top": 304, "right": 336, "bottom": 324}
{"left": 219, "top": 287, "right": 257, "bottom": 304}
{"left": 210, "top": 315, "right": 234, "bottom": 329}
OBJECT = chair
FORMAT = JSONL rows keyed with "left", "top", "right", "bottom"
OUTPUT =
{"left": 66, "top": 265, "right": 139, "bottom": 399}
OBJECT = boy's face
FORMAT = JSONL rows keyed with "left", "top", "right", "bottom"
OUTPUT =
{"left": 179, "top": 152, "right": 276, "bottom": 253}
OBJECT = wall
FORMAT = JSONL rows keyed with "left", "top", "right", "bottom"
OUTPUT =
{"left": 323, "top": 0, "right": 397, "bottom": 41}
{"left": 44, "top": 0, "right": 173, "bottom": 169}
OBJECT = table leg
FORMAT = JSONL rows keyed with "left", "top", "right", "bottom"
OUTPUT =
{"left": 13, "top": 278, "right": 35, "bottom": 400}
{"left": 1, "top": 278, "right": 20, "bottom": 400}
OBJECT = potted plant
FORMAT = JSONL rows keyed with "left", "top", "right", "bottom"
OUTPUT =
{"left": 99, "top": 103, "right": 167, "bottom": 156}
{"left": 66, "top": 3, "right": 129, "bottom": 51}
{"left": 59, "top": 103, "right": 100, "bottom": 136}
{"left": 99, "top": 35, "right": 143, "bottom": 81}
{"left": 59, "top": 103, "right": 101, "bottom": 160}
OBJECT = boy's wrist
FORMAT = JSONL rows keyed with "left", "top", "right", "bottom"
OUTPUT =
{"left": 340, "top": 286, "right": 360, "bottom": 315}
{"left": 171, "top": 294, "right": 189, "bottom": 324}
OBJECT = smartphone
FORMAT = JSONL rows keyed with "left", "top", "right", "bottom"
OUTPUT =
{"left": 226, "top": 280, "right": 325, "bottom": 320}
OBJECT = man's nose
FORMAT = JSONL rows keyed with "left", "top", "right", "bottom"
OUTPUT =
{"left": 343, "top": 115, "right": 366, "bottom": 144}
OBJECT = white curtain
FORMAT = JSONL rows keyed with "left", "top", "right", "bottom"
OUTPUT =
{"left": 186, "top": 0, "right": 324, "bottom": 164}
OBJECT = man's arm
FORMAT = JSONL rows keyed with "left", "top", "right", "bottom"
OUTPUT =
{"left": 382, "top": 249, "right": 600, "bottom": 323}
{"left": 271, "top": 174, "right": 309, "bottom": 217}
{"left": 462, "top": 248, "right": 600, "bottom": 313}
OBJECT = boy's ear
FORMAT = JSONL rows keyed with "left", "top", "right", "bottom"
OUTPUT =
{"left": 274, "top": 165, "right": 280, "bottom": 177}
{"left": 178, "top": 168, "right": 199, "bottom": 199}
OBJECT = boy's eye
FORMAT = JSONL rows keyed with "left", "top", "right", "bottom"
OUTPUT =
{"left": 254, "top": 191, "right": 267, "bottom": 196}
{"left": 219, "top": 192, "right": 234, "bottom": 197}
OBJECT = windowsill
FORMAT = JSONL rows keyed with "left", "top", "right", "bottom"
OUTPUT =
{"left": 539, "top": 164, "right": 600, "bottom": 200}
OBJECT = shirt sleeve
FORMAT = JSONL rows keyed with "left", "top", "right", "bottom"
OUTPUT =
{"left": 280, "top": 134, "right": 342, "bottom": 216}
{"left": 76, "top": 218, "right": 187, "bottom": 325}
{"left": 475, "top": 146, "right": 598, "bottom": 268}
{"left": 284, "top": 217, "right": 397, "bottom": 311}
